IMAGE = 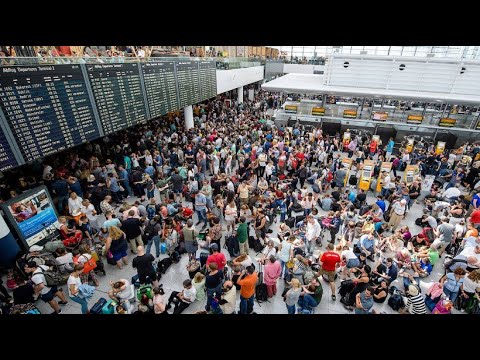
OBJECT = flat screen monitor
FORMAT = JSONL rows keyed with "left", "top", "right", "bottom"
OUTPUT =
{"left": 1, "top": 185, "right": 59, "bottom": 248}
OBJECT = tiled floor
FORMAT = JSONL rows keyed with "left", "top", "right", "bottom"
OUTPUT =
{"left": 3, "top": 152, "right": 464, "bottom": 314}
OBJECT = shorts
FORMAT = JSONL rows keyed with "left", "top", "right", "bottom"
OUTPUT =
{"left": 346, "top": 258, "right": 360, "bottom": 268}
{"left": 174, "top": 188, "right": 182, "bottom": 194}
{"left": 41, "top": 286, "right": 58, "bottom": 302}
{"left": 112, "top": 249, "right": 128, "bottom": 261}
{"left": 318, "top": 268, "right": 336, "bottom": 282}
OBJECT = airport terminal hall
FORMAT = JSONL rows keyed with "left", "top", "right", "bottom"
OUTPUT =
{"left": 1, "top": 45, "right": 480, "bottom": 315}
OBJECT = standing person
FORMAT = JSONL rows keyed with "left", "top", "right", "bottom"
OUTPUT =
{"left": 68, "top": 264, "right": 91, "bottom": 314}
{"left": 117, "top": 165, "right": 132, "bottom": 198}
{"left": 385, "top": 137, "right": 395, "bottom": 161}
{"left": 301, "top": 193, "right": 315, "bottom": 216}
{"left": 388, "top": 199, "right": 407, "bottom": 232}
{"left": 51, "top": 176, "right": 70, "bottom": 215}
{"left": 219, "top": 280, "right": 237, "bottom": 314}
{"left": 305, "top": 215, "right": 321, "bottom": 255}
{"left": 224, "top": 199, "right": 237, "bottom": 235}
{"left": 170, "top": 169, "right": 184, "bottom": 203}
{"left": 284, "top": 278, "right": 302, "bottom": 314}
{"left": 194, "top": 190, "right": 208, "bottom": 230}
{"left": 206, "top": 243, "right": 227, "bottom": 272}
{"left": 264, "top": 255, "right": 282, "bottom": 298}
{"left": 278, "top": 235, "right": 295, "bottom": 280}
{"left": 204, "top": 262, "right": 223, "bottom": 312}
{"left": 440, "top": 267, "right": 466, "bottom": 303}
{"left": 106, "top": 173, "right": 122, "bottom": 204}
{"left": 123, "top": 210, "right": 144, "bottom": 254}
{"left": 354, "top": 286, "right": 374, "bottom": 314}
{"left": 24, "top": 261, "right": 68, "bottom": 314}
{"left": 132, "top": 246, "right": 159, "bottom": 288}
{"left": 236, "top": 265, "right": 258, "bottom": 314}
{"left": 316, "top": 243, "right": 341, "bottom": 301}
{"left": 236, "top": 216, "right": 249, "bottom": 255}
{"left": 183, "top": 219, "right": 198, "bottom": 261}
{"left": 105, "top": 226, "right": 129, "bottom": 269}
{"left": 144, "top": 216, "right": 163, "bottom": 259}
{"left": 165, "top": 279, "right": 197, "bottom": 314}
{"left": 254, "top": 209, "right": 267, "bottom": 245}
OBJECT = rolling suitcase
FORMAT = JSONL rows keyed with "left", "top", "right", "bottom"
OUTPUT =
{"left": 90, "top": 297, "right": 108, "bottom": 314}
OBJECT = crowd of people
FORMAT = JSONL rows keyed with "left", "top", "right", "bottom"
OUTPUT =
{"left": 1, "top": 89, "right": 480, "bottom": 315}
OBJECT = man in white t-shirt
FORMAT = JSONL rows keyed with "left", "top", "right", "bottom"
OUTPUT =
{"left": 25, "top": 261, "right": 68, "bottom": 314}
{"left": 165, "top": 279, "right": 197, "bottom": 314}
{"left": 442, "top": 186, "right": 461, "bottom": 201}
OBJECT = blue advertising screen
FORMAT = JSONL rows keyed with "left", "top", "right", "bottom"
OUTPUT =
{"left": 5, "top": 187, "right": 58, "bottom": 246}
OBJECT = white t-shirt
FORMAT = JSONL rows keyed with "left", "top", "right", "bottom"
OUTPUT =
{"left": 240, "top": 256, "right": 254, "bottom": 268}
{"left": 227, "top": 181, "right": 235, "bottom": 192}
{"left": 56, "top": 253, "right": 73, "bottom": 265}
{"left": 67, "top": 275, "right": 82, "bottom": 297}
{"left": 68, "top": 197, "right": 83, "bottom": 216}
{"left": 262, "top": 246, "right": 277, "bottom": 258}
{"left": 43, "top": 165, "right": 53, "bottom": 180}
{"left": 341, "top": 249, "right": 358, "bottom": 261}
{"left": 31, "top": 265, "right": 52, "bottom": 294}
{"left": 443, "top": 187, "right": 461, "bottom": 199}
{"left": 82, "top": 204, "right": 97, "bottom": 222}
{"left": 462, "top": 276, "right": 480, "bottom": 293}
{"left": 182, "top": 286, "right": 197, "bottom": 303}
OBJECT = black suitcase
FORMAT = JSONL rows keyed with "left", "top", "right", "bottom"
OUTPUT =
{"left": 158, "top": 257, "right": 173, "bottom": 274}
{"left": 248, "top": 235, "right": 256, "bottom": 249}
{"left": 199, "top": 252, "right": 209, "bottom": 268}
{"left": 226, "top": 235, "right": 240, "bottom": 257}
{"left": 285, "top": 217, "right": 296, "bottom": 228}
{"left": 295, "top": 215, "right": 306, "bottom": 226}
{"left": 90, "top": 297, "right": 107, "bottom": 314}
{"left": 349, "top": 175, "right": 358, "bottom": 186}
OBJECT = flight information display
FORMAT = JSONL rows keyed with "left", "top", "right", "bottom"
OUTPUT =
{"left": 0, "top": 125, "right": 19, "bottom": 171}
{"left": 141, "top": 61, "right": 178, "bottom": 118}
{"left": 198, "top": 60, "right": 217, "bottom": 101}
{"left": 176, "top": 61, "right": 201, "bottom": 109}
{"left": 86, "top": 63, "right": 147, "bottom": 134}
{"left": 0, "top": 65, "right": 101, "bottom": 162}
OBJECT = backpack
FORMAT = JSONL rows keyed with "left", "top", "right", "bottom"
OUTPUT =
{"left": 388, "top": 293, "right": 404, "bottom": 311}
{"left": 143, "top": 221, "right": 157, "bottom": 241}
{"left": 146, "top": 205, "right": 156, "bottom": 220}
{"left": 137, "top": 284, "right": 153, "bottom": 301}
{"left": 170, "top": 250, "right": 181, "bottom": 263}
{"left": 326, "top": 171, "right": 333, "bottom": 183}
{"left": 226, "top": 234, "right": 240, "bottom": 257}
{"left": 35, "top": 267, "right": 68, "bottom": 287}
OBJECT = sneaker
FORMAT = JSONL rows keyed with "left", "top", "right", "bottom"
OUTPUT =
{"left": 331, "top": 295, "right": 336, "bottom": 301}
{"left": 58, "top": 301, "right": 68, "bottom": 305}
{"left": 51, "top": 309, "right": 62, "bottom": 314}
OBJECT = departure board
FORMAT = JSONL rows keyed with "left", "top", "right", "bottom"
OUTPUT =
{"left": 176, "top": 61, "right": 201, "bottom": 109}
{"left": 86, "top": 63, "right": 147, "bottom": 134}
{"left": 141, "top": 62, "right": 178, "bottom": 118}
{"left": 0, "top": 65, "right": 101, "bottom": 162}
{"left": 198, "top": 61, "right": 217, "bottom": 101}
{"left": 0, "top": 125, "right": 19, "bottom": 171}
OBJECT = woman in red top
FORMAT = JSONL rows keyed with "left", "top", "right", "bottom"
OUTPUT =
{"left": 369, "top": 141, "right": 378, "bottom": 157}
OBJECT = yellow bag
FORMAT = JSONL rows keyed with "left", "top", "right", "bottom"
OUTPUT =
{"left": 286, "top": 260, "right": 295, "bottom": 269}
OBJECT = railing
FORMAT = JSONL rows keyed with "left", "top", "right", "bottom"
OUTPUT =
{"left": 0, "top": 56, "right": 262, "bottom": 69}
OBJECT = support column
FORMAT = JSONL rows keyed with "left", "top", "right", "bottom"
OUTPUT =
{"left": 237, "top": 86, "right": 243, "bottom": 104}
{"left": 184, "top": 105, "right": 194, "bottom": 130}
{"left": 0, "top": 216, "right": 21, "bottom": 267}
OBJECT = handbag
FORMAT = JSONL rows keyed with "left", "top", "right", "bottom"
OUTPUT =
{"left": 82, "top": 255, "right": 97, "bottom": 273}
{"left": 286, "top": 259, "right": 295, "bottom": 269}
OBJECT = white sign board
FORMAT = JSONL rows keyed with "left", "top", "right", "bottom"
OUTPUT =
{"left": 421, "top": 175, "right": 435, "bottom": 193}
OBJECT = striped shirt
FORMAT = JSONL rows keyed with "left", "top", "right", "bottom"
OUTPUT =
{"left": 404, "top": 294, "right": 427, "bottom": 314}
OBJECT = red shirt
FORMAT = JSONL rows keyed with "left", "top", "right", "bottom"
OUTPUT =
{"left": 296, "top": 152, "right": 305, "bottom": 161}
{"left": 470, "top": 209, "right": 480, "bottom": 224}
{"left": 321, "top": 251, "right": 341, "bottom": 272}
{"left": 206, "top": 252, "right": 227, "bottom": 270}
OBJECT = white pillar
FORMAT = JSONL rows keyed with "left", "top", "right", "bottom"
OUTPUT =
{"left": 184, "top": 105, "right": 194, "bottom": 130}
{"left": 237, "top": 86, "right": 243, "bottom": 104}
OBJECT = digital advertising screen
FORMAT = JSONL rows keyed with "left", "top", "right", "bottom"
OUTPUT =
{"left": 1, "top": 186, "right": 59, "bottom": 247}
{"left": 373, "top": 112, "right": 388, "bottom": 121}
{"left": 343, "top": 109, "right": 357, "bottom": 118}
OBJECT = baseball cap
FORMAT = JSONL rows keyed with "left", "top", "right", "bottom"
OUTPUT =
{"left": 210, "top": 243, "right": 219, "bottom": 251}
{"left": 29, "top": 245, "right": 43, "bottom": 252}
{"left": 26, "top": 261, "right": 37, "bottom": 268}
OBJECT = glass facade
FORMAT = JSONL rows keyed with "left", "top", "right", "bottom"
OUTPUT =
{"left": 270, "top": 46, "right": 480, "bottom": 60}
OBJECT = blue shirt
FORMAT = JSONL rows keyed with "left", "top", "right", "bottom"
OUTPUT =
{"left": 472, "top": 194, "right": 480, "bottom": 208}
{"left": 52, "top": 180, "right": 69, "bottom": 196}
{"left": 360, "top": 235, "right": 375, "bottom": 250}
{"left": 145, "top": 166, "right": 155, "bottom": 177}
{"left": 119, "top": 169, "right": 130, "bottom": 184}
{"left": 386, "top": 140, "right": 395, "bottom": 152}
{"left": 293, "top": 129, "right": 300, "bottom": 137}
{"left": 376, "top": 200, "right": 386, "bottom": 213}
{"left": 69, "top": 180, "right": 83, "bottom": 195}
{"left": 109, "top": 177, "right": 120, "bottom": 192}
{"left": 355, "top": 292, "right": 374, "bottom": 314}
{"left": 348, "top": 192, "right": 356, "bottom": 202}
